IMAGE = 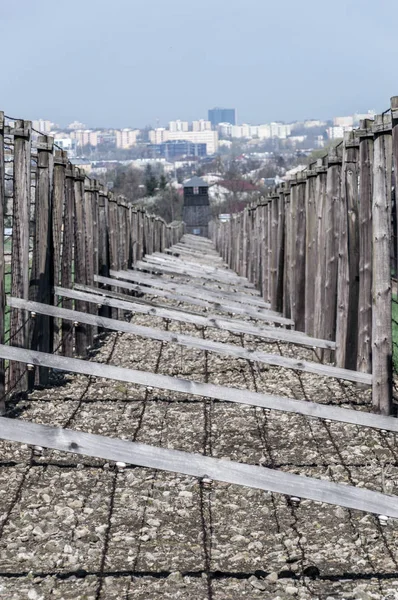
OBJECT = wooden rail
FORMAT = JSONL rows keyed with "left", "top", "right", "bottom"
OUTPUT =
{"left": 1, "top": 416, "right": 398, "bottom": 517}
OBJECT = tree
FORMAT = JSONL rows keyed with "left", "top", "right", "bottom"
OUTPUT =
{"left": 145, "top": 164, "right": 158, "bottom": 196}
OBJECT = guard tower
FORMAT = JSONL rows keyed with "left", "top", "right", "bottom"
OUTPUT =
{"left": 183, "top": 176, "right": 211, "bottom": 237}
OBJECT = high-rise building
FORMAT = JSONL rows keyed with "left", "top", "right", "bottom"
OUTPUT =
{"left": 115, "top": 129, "right": 140, "bottom": 149}
{"left": 32, "top": 119, "right": 54, "bottom": 133}
{"left": 192, "top": 120, "right": 212, "bottom": 131}
{"left": 208, "top": 107, "right": 236, "bottom": 127}
{"left": 169, "top": 120, "right": 189, "bottom": 132}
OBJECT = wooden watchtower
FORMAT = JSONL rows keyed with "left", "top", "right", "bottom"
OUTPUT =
{"left": 183, "top": 176, "right": 211, "bottom": 237}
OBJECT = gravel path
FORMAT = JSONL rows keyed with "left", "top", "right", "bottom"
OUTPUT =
{"left": 0, "top": 235, "right": 397, "bottom": 600}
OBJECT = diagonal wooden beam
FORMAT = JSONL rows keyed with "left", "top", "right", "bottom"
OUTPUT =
{"left": 55, "top": 286, "right": 336, "bottom": 350}
{"left": 1, "top": 416, "right": 397, "bottom": 517}
{"left": 8, "top": 297, "right": 358, "bottom": 382}
{"left": 107, "top": 272, "right": 293, "bottom": 326}
{"left": 0, "top": 345, "right": 382, "bottom": 431}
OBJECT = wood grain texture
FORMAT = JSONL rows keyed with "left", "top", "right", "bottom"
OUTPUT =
{"left": 55, "top": 285, "right": 336, "bottom": 350}
{"left": 1, "top": 416, "right": 397, "bottom": 516}
{"left": 0, "top": 345, "right": 387, "bottom": 432}
{"left": 7, "top": 297, "right": 370, "bottom": 384}
{"left": 372, "top": 115, "right": 393, "bottom": 414}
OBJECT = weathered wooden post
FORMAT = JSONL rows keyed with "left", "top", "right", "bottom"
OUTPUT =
{"left": 282, "top": 182, "right": 291, "bottom": 319}
{"left": 61, "top": 160, "right": 75, "bottom": 356}
{"left": 29, "top": 135, "right": 54, "bottom": 385}
{"left": 289, "top": 177, "right": 298, "bottom": 323}
{"left": 73, "top": 167, "right": 88, "bottom": 356}
{"left": 0, "top": 113, "right": 5, "bottom": 411}
{"left": 392, "top": 97, "right": 398, "bottom": 287}
{"left": 293, "top": 172, "right": 306, "bottom": 332}
{"left": 324, "top": 147, "right": 342, "bottom": 355}
{"left": 98, "top": 186, "right": 111, "bottom": 319}
{"left": 336, "top": 132, "right": 360, "bottom": 370}
{"left": 357, "top": 120, "right": 374, "bottom": 374}
{"left": 304, "top": 163, "right": 317, "bottom": 336}
{"left": 270, "top": 193, "right": 279, "bottom": 311}
{"left": 9, "top": 120, "right": 31, "bottom": 392}
{"left": 313, "top": 157, "right": 327, "bottom": 341}
{"left": 275, "top": 185, "right": 285, "bottom": 314}
{"left": 52, "top": 149, "right": 67, "bottom": 351}
{"left": 372, "top": 113, "right": 393, "bottom": 414}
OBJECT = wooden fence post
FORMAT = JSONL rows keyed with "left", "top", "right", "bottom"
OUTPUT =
{"left": 52, "top": 149, "right": 67, "bottom": 352}
{"left": 324, "top": 147, "right": 342, "bottom": 356}
{"left": 270, "top": 194, "right": 279, "bottom": 311}
{"left": 357, "top": 120, "right": 374, "bottom": 374}
{"left": 9, "top": 120, "right": 31, "bottom": 393}
{"left": 392, "top": 97, "right": 398, "bottom": 286}
{"left": 29, "top": 135, "right": 54, "bottom": 385}
{"left": 304, "top": 164, "right": 317, "bottom": 336}
{"left": 73, "top": 167, "right": 88, "bottom": 356}
{"left": 282, "top": 183, "right": 291, "bottom": 319}
{"left": 61, "top": 161, "right": 75, "bottom": 356}
{"left": 0, "top": 113, "right": 5, "bottom": 411}
{"left": 372, "top": 113, "right": 393, "bottom": 414}
{"left": 336, "top": 132, "right": 360, "bottom": 370}
{"left": 313, "top": 158, "right": 327, "bottom": 342}
{"left": 293, "top": 172, "right": 306, "bottom": 332}
{"left": 275, "top": 186, "right": 285, "bottom": 314}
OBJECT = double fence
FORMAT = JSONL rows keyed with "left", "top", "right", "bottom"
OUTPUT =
{"left": 0, "top": 113, "right": 184, "bottom": 411}
{"left": 210, "top": 97, "right": 398, "bottom": 416}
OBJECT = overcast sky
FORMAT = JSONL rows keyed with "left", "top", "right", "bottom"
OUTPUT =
{"left": 0, "top": 0, "right": 396, "bottom": 128}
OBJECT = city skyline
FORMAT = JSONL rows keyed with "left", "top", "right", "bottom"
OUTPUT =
{"left": 1, "top": 0, "right": 396, "bottom": 128}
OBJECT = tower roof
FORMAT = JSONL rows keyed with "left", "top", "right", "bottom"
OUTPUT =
{"left": 183, "top": 176, "right": 209, "bottom": 188}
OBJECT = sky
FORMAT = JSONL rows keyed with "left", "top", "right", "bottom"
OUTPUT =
{"left": 0, "top": 0, "right": 397, "bottom": 128}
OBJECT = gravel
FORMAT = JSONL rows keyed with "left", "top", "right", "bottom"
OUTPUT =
{"left": 0, "top": 240, "right": 397, "bottom": 599}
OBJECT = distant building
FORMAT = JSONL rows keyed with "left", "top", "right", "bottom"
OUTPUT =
{"left": 32, "top": 119, "right": 54, "bottom": 133}
{"left": 149, "top": 128, "right": 168, "bottom": 144}
{"left": 170, "top": 131, "right": 218, "bottom": 155}
{"left": 169, "top": 120, "right": 189, "bottom": 132}
{"left": 54, "top": 136, "right": 77, "bottom": 157}
{"left": 208, "top": 179, "right": 260, "bottom": 207}
{"left": 333, "top": 116, "right": 354, "bottom": 128}
{"left": 327, "top": 125, "right": 352, "bottom": 140}
{"left": 116, "top": 128, "right": 140, "bottom": 149}
{"left": 152, "top": 140, "right": 206, "bottom": 159}
{"left": 70, "top": 157, "right": 92, "bottom": 174}
{"left": 208, "top": 107, "right": 236, "bottom": 127}
{"left": 192, "top": 120, "right": 212, "bottom": 131}
{"left": 302, "top": 119, "right": 327, "bottom": 128}
{"left": 353, "top": 111, "right": 376, "bottom": 125}
{"left": 183, "top": 176, "right": 211, "bottom": 237}
{"left": 70, "top": 129, "right": 99, "bottom": 147}
{"left": 67, "top": 120, "right": 86, "bottom": 130}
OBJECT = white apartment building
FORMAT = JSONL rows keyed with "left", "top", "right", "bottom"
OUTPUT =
{"left": 333, "top": 116, "right": 354, "bottom": 128}
{"left": 303, "top": 119, "right": 327, "bottom": 128}
{"left": 67, "top": 121, "right": 86, "bottom": 130}
{"left": 32, "top": 119, "right": 54, "bottom": 133}
{"left": 218, "top": 122, "right": 232, "bottom": 137}
{"left": 192, "top": 120, "right": 212, "bottom": 131}
{"left": 353, "top": 111, "right": 376, "bottom": 124}
{"left": 115, "top": 128, "right": 140, "bottom": 149}
{"left": 169, "top": 120, "right": 189, "bottom": 132}
{"left": 149, "top": 128, "right": 169, "bottom": 144}
{"left": 70, "top": 129, "right": 100, "bottom": 147}
{"left": 167, "top": 130, "right": 218, "bottom": 154}
{"left": 327, "top": 125, "right": 352, "bottom": 140}
{"left": 257, "top": 124, "right": 271, "bottom": 139}
{"left": 270, "top": 122, "right": 291, "bottom": 139}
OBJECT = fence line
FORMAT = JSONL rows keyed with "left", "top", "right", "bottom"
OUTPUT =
{"left": 0, "top": 110, "right": 184, "bottom": 413}
{"left": 210, "top": 99, "right": 398, "bottom": 417}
